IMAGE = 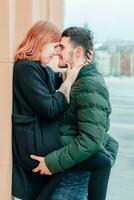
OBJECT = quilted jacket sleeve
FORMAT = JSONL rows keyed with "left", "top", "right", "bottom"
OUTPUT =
{"left": 45, "top": 90, "right": 109, "bottom": 173}
{"left": 104, "top": 134, "right": 119, "bottom": 167}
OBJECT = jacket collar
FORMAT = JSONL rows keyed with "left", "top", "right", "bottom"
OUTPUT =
{"left": 76, "top": 63, "right": 97, "bottom": 80}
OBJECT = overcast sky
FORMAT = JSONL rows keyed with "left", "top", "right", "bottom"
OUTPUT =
{"left": 64, "top": 0, "right": 134, "bottom": 42}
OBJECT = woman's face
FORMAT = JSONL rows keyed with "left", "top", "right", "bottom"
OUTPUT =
{"left": 39, "top": 42, "right": 59, "bottom": 65}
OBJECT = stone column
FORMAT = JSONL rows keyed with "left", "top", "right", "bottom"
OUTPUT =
{"left": 0, "top": 0, "right": 13, "bottom": 199}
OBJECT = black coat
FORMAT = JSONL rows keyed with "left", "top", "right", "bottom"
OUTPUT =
{"left": 12, "top": 60, "right": 68, "bottom": 199}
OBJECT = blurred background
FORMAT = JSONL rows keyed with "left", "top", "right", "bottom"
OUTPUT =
{"left": 64, "top": 1, "right": 134, "bottom": 200}
{"left": 0, "top": 0, "right": 133, "bottom": 199}
{"left": 63, "top": 0, "right": 134, "bottom": 200}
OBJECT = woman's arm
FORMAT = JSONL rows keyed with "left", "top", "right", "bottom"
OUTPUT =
{"left": 14, "top": 61, "right": 68, "bottom": 120}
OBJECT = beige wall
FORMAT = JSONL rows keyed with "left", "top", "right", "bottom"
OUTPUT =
{"left": 0, "top": 0, "right": 64, "bottom": 199}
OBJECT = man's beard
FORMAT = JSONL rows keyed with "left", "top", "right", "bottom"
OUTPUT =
{"left": 58, "top": 50, "right": 74, "bottom": 68}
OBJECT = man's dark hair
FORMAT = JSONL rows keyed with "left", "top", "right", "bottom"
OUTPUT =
{"left": 62, "top": 27, "right": 93, "bottom": 57}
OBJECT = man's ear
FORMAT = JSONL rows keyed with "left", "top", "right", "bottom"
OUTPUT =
{"left": 75, "top": 46, "right": 83, "bottom": 57}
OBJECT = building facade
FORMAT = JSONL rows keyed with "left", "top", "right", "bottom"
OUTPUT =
{"left": 0, "top": 0, "right": 64, "bottom": 199}
{"left": 95, "top": 43, "right": 134, "bottom": 76}
{"left": 95, "top": 47, "right": 112, "bottom": 76}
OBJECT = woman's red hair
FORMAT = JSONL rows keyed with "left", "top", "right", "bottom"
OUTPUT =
{"left": 14, "top": 20, "right": 61, "bottom": 62}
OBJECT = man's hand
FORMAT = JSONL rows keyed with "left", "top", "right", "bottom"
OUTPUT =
{"left": 30, "top": 155, "right": 52, "bottom": 175}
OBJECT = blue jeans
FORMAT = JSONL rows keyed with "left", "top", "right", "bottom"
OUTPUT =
{"left": 50, "top": 171, "right": 90, "bottom": 200}
{"left": 50, "top": 152, "right": 111, "bottom": 200}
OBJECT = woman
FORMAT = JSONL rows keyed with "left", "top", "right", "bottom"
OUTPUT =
{"left": 12, "top": 20, "right": 82, "bottom": 200}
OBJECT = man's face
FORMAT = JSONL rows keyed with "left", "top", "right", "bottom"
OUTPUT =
{"left": 58, "top": 37, "right": 75, "bottom": 68}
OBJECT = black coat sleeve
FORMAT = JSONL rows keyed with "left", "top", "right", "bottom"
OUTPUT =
{"left": 46, "top": 66, "right": 63, "bottom": 90}
{"left": 54, "top": 72, "right": 63, "bottom": 89}
{"left": 14, "top": 61, "right": 68, "bottom": 120}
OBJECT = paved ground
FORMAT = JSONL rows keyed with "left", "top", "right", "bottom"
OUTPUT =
{"left": 105, "top": 77, "right": 134, "bottom": 200}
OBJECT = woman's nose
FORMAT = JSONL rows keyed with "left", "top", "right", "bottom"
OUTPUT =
{"left": 55, "top": 46, "right": 61, "bottom": 55}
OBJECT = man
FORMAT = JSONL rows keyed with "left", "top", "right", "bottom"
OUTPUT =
{"left": 31, "top": 27, "right": 119, "bottom": 200}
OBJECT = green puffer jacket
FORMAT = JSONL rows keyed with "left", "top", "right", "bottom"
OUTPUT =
{"left": 45, "top": 64, "right": 119, "bottom": 174}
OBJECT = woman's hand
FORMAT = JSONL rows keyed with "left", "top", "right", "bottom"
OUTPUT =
{"left": 65, "top": 63, "right": 83, "bottom": 83}
{"left": 58, "top": 63, "right": 83, "bottom": 102}
{"left": 31, "top": 155, "right": 52, "bottom": 175}
{"left": 60, "top": 63, "right": 83, "bottom": 83}
{"left": 86, "top": 49, "right": 94, "bottom": 63}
